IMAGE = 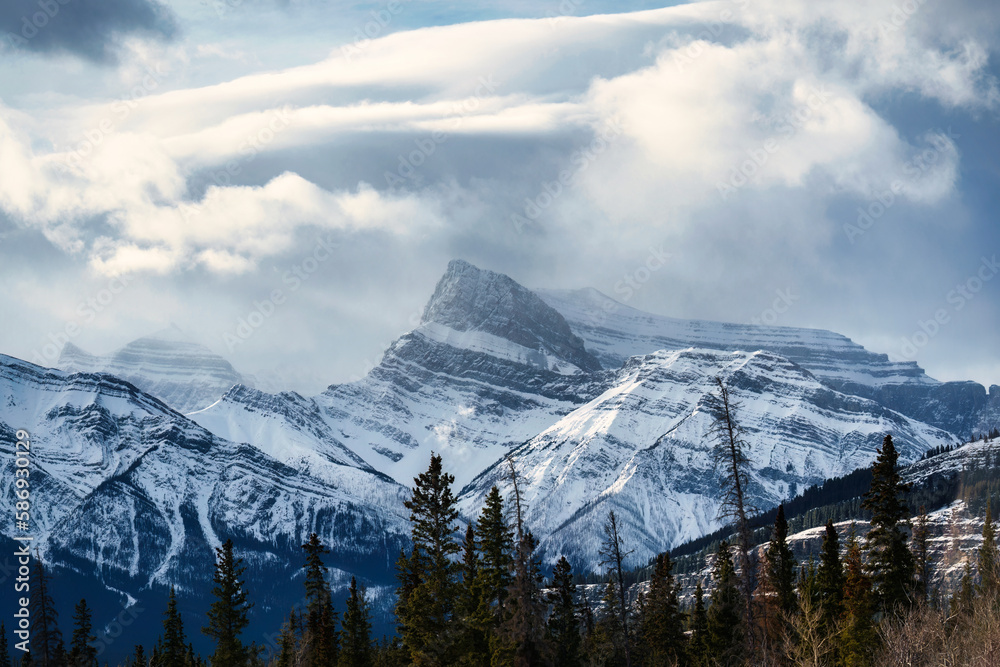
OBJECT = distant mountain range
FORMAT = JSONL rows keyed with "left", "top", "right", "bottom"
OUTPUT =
{"left": 2, "top": 258, "right": 997, "bottom": 660}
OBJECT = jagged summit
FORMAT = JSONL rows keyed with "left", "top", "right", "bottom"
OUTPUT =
{"left": 420, "top": 260, "right": 602, "bottom": 373}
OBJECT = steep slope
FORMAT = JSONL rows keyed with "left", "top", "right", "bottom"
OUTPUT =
{"left": 536, "top": 288, "right": 992, "bottom": 436}
{"left": 57, "top": 325, "right": 247, "bottom": 414}
{"left": 458, "top": 347, "right": 956, "bottom": 570}
{"left": 194, "top": 260, "right": 609, "bottom": 488}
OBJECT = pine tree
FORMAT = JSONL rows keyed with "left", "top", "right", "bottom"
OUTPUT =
{"left": 1, "top": 623, "right": 12, "bottom": 667}
{"left": 203, "top": 539, "right": 254, "bottom": 667}
{"left": 546, "top": 557, "right": 581, "bottom": 667}
{"left": 29, "top": 558, "right": 63, "bottom": 667}
{"left": 816, "top": 520, "right": 844, "bottom": 631}
{"left": 455, "top": 526, "right": 488, "bottom": 665}
{"left": 911, "top": 505, "right": 931, "bottom": 603}
{"left": 130, "top": 645, "right": 146, "bottom": 667}
{"left": 339, "top": 577, "right": 373, "bottom": 667}
{"left": 397, "top": 453, "right": 461, "bottom": 664}
{"left": 860, "top": 434, "right": 914, "bottom": 613}
{"left": 301, "top": 533, "right": 339, "bottom": 667}
{"left": 707, "top": 377, "right": 757, "bottom": 646}
{"left": 162, "top": 587, "right": 189, "bottom": 667}
{"left": 599, "top": 510, "right": 633, "bottom": 667}
{"left": 689, "top": 582, "right": 709, "bottom": 666}
{"left": 839, "top": 529, "right": 876, "bottom": 667}
{"left": 641, "top": 552, "right": 684, "bottom": 667}
{"left": 978, "top": 499, "right": 998, "bottom": 596}
{"left": 706, "top": 541, "right": 743, "bottom": 665}
{"left": 70, "top": 600, "right": 98, "bottom": 667}
{"left": 493, "top": 462, "right": 549, "bottom": 667}
{"left": 274, "top": 616, "right": 297, "bottom": 667}
{"left": 765, "top": 504, "right": 797, "bottom": 617}
{"left": 475, "top": 486, "right": 514, "bottom": 622}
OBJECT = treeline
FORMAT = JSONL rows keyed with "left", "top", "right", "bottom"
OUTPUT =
{"left": 6, "top": 433, "right": 1000, "bottom": 667}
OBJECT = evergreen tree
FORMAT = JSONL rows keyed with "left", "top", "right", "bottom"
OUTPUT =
{"left": 339, "top": 577, "right": 373, "bottom": 667}
{"left": 599, "top": 510, "right": 633, "bottom": 667}
{"left": 706, "top": 541, "right": 743, "bottom": 665}
{"left": 301, "top": 533, "right": 339, "bottom": 667}
{"left": 29, "top": 558, "right": 63, "bottom": 667}
{"left": 204, "top": 539, "right": 254, "bottom": 667}
{"left": 69, "top": 600, "right": 97, "bottom": 667}
{"left": 860, "top": 434, "right": 914, "bottom": 613}
{"left": 641, "top": 552, "right": 684, "bottom": 667}
{"left": 689, "top": 582, "right": 708, "bottom": 666}
{"left": 474, "top": 486, "right": 514, "bottom": 622}
{"left": 493, "top": 462, "right": 549, "bottom": 667}
{"left": 274, "top": 616, "right": 297, "bottom": 667}
{"left": 546, "top": 557, "right": 581, "bottom": 667}
{"left": 162, "top": 587, "right": 189, "bottom": 667}
{"left": 911, "top": 505, "right": 931, "bottom": 604}
{"left": 455, "top": 526, "right": 488, "bottom": 665}
{"left": 978, "top": 499, "right": 998, "bottom": 596}
{"left": 950, "top": 559, "right": 975, "bottom": 616}
{"left": 130, "top": 645, "right": 146, "bottom": 667}
{"left": 397, "top": 453, "right": 461, "bottom": 664}
{"left": 1, "top": 623, "right": 11, "bottom": 667}
{"left": 839, "top": 530, "right": 876, "bottom": 667}
{"left": 816, "top": 520, "right": 844, "bottom": 631}
{"left": 765, "top": 504, "right": 797, "bottom": 617}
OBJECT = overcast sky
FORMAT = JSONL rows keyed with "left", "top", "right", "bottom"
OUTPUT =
{"left": 0, "top": 0, "right": 998, "bottom": 394}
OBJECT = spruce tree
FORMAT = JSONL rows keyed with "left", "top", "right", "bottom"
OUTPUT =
{"left": 339, "top": 577, "right": 372, "bottom": 667}
{"left": 689, "top": 582, "right": 708, "bottom": 666}
{"left": 274, "top": 616, "right": 296, "bottom": 667}
{"left": 765, "top": 504, "right": 797, "bottom": 617}
{"left": 474, "top": 486, "right": 513, "bottom": 621}
{"left": 860, "top": 434, "right": 914, "bottom": 612}
{"left": 546, "top": 557, "right": 581, "bottom": 667}
{"left": 840, "top": 530, "right": 876, "bottom": 667}
{"left": 1, "top": 623, "right": 11, "bottom": 667}
{"left": 204, "top": 539, "right": 254, "bottom": 667}
{"left": 706, "top": 541, "right": 743, "bottom": 665}
{"left": 130, "top": 646, "right": 146, "bottom": 667}
{"left": 397, "top": 453, "right": 461, "bottom": 664}
{"left": 29, "top": 558, "right": 63, "bottom": 667}
{"left": 641, "top": 552, "right": 684, "bottom": 667}
{"left": 301, "top": 533, "right": 339, "bottom": 667}
{"left": 162, "top": 587, "right": 189, "bottom": 667}
{"left": 978, "top": 499, "right": 998, "bottom": 596}
{"left": 70, "top": 600, "right": 97, "bottom": 667}
{"left": 455, "top": 526, "right": 488, "bottom": 664}
{"left": 816, "top": 520, "right": 844, "bottom": 631}
{"left": 950, "top": 559, "right": 975, "bottom": 616}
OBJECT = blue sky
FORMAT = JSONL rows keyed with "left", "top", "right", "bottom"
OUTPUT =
{"left": 0, "top": 0, "right": 998, "bottom": 393}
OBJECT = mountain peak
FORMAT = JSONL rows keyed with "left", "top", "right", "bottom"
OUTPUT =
{"left": 420, "top": 260, "right": 601, "bottom": 373}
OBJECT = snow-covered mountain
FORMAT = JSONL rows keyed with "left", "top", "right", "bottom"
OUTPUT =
{"left": 4, "top": 258, "right": 996, "bottom": 601}
{"left": 0, "top": 353, "right": 410, "bottom": 601}
{"left": 457, "top": 346, "right": 955, "bottom": 568}
{"left": 537, "top": 288, "right": 993, "bottom": 438}
{"left": 57, "top": 325, "right": 247, "bottom": 414}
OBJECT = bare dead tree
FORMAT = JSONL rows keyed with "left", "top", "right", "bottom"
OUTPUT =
{"left": 600, "top": 510, "right": 634, "bottom": 667}
{"left": 707, "top": 375, "right": 758, "bottom": 651}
